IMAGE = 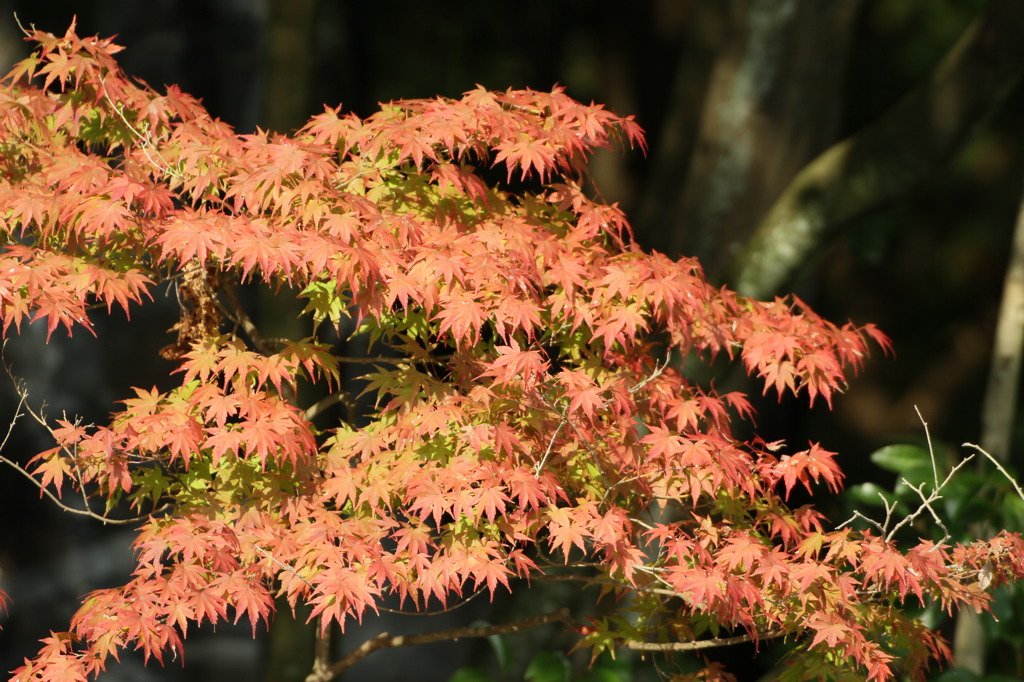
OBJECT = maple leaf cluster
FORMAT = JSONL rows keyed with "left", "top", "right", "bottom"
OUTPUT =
{"left": 1, "top": 22, "right": 1022, "bottom": 682}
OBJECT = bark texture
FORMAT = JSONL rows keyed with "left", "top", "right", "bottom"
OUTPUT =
{"left": 730, "top": 0, "right": 1024, "bottom": 299}
{"left": 644, "top": 0, "right": 860, "bottom": 277}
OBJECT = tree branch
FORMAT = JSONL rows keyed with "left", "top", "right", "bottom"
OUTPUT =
{"left": 304, "top": 609, "right": 576, "bottom": 682}
{"left": 729, "top": 0, "right": 1024, "bottom": 298}
{"left": 626, "top": 629, "right": 784, "bottom": 652}
{"left": 221, "top": 283, "right": 275, "bottom": 356}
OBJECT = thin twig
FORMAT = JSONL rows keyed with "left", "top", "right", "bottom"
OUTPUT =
{"left": 535, "top": 571, "right": 679, "bottom": 598}
{"left": 12, "top": 13, "right": 34, "bottom": 37}
{"left": 884, "top": 455, "right": 976, "bottom": 544}
{"left": 253, "top": 544, "right": 315, "bottom": 591}
{"left": 534, "top": 414, "right": 567, "bottom": 475}
{"left": 963, "top": 442, "right": 1024, "bottom": 502}
{"left": 532, "top": 394, "right": 610, "bottom": 489}
{"left": 915, "top": 406, "right": 940, "bottom": 491}
{"left": 378, "top": 588, "right": 486, "bottom": 616}
{"left": 1, "top": 354, "right": 153, "bottom": 525}
{"left": 837, "top": 406, "right": 980, "bottom": 548}
{"left": 625, "top": 629, "right": 785, "bottom": 652}
{"left": 221, "top": 284, "right": 274, "bottom": 355}
{"left": 898, "top": 480, "right": 951, "bottom": 546}
{"left": 331, "top": 354, "right": 449, "bottom": 365}
{"left": 102, "top": 83, "right": 183, "bottom": 181}
{"left": 629, "top": 355, "right": 671, "bottom": 394}
{"left": 0, "top": 381, "right": 25, "bottom": 454}
{"left": 0, "top": 443, "right": 147, "bottom": 525}
{"left": 838, "top": 509, "right": 886, "bottom": 534}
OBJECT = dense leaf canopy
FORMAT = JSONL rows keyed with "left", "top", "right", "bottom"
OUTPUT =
{"left": 2, "top": 23, "right": 1022, "bottom": 682}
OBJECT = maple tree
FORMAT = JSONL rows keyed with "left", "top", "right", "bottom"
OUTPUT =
{"left": 1, "top": 22, "right": 1023, "bottom": 682}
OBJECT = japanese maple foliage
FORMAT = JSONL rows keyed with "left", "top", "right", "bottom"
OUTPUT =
{"left": 2, "top": 23, "right": 1023, "bottom": 682}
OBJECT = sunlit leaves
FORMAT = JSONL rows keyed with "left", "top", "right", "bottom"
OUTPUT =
{"left": 0, "top": 246, "right": 151, "bottom": 338}
{"left": 546, "top": 504, "right": 591, "bottom": 562}
{"left": 774, "top": 443, "right": 844, "bottom": 498}
{"left": 482, "top": 342, "right": 549, "bottom": 391}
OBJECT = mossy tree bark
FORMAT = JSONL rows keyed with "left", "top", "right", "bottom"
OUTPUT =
{"left": 729, "top": 0, "right": 1024, "bottom": 299}
{"left": 640, "top": 0, "right": 860, "bottom": 277}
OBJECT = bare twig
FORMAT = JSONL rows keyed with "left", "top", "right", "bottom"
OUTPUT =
{"left": 332, "top": 157, "right": 377, "bottom": 191}
{"left": 221, "top": 284, "right": 274, "bottom": 356}
{"left": 13, "top": 13, "right": 34, "bottom": 37}
{"left": 838, "top": 508, "right": 886, "bottom": 535}
{"left": 963, "top": 442, "right": 1024, "bottom": 503}
{"left": 629, "top": 355, "right": 671, "bottom": 394}
{"left": 534, "top": 413, "right": 567, "bottom": 475}
{"left": 626, "top": 629, "right": 785, "bottom": 652}
{"left": 0, "top": 380, "right": 25, "bottom": 454}
{"left": 883, "top": 442, "right": 976, "bottom": 545}
{"left": 895, "top": 480, "right": 952, "bottom": 546}
{"left": 0, "top": 434, "right": 147, "bottom": 525}
{"left": 510, "top": 394, "right": 608, "bottom": 486}
{"left": 836, "top": 406, "right": 976, "bottom": 547}
{"left": 916, "top": 406, "right": 940, "bottom": 491}
{"left": 378, "top": 588, "right": 486, "bottom": 616}
{"left": 100, "top": 80, "right": 184, "bottom": 181}
{"left": 253, "top": 544, "right": 315, "bottom": 591}
{"left": 104, "top": 94, "right": 183, "bottom": 181}
{"left": 330, "top": 354, "right": 442, "bottom": 365}
{"left": 1, "top": 353, "right": 153, "bottom": 525}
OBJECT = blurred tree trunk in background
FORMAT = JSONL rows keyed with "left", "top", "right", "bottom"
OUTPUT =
{"left": 0, "top": 15, "right": 22, "bottom": 71}
{"left": 263, "top": 0, "right": 317, "bottom": 134}
{"left": 956, "top": 182, "right": 1024, "bottom": 676}
{"left": 638, "top": 0, "right": 861, "bottom": 279}
{"left": 731, "top": 0, "right": 1024, "bottom": 299}
{"left": 262, "top": 2, "right": 319, "bottom": 680}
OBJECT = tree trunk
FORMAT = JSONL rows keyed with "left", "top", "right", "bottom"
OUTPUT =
{"left": 955, "top": 177, "right": 1024, "bottom": 676}
{"left": 262, "top": 2, "right": 320, "bottom": 680}
{"left": 263, "top": 0, "right": 318, "bottom": 133}
{"left": 647, "top": 0, "right": 861, "bottom": 277}
{"left": 730, "top": 0, "right": 1024, "bottom": 299}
